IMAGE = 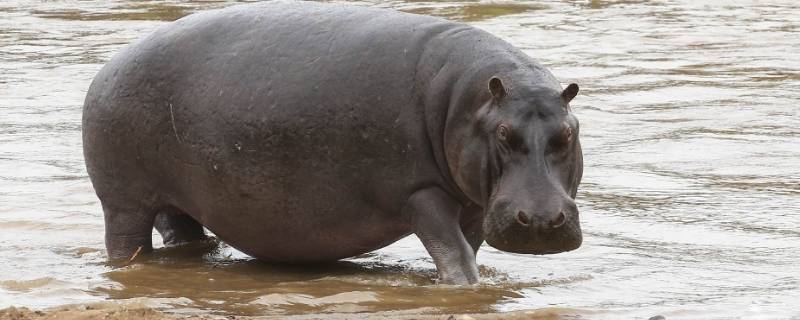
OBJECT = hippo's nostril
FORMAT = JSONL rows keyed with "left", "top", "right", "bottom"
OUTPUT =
{"left": 550, "top": 211, "right": 566, "bottom": 229}
{"left": 516, "top": 211, "right": 530, "bottom": 226}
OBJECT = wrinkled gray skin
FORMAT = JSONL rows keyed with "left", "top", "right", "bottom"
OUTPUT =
{"left": 83, "top": 2, "right": 584, "bottom": 285}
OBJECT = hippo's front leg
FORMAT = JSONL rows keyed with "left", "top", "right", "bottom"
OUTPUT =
{"left": 405, "top": 187, "right": 479, "bottom": 285}
{"left": 459, "top": 204, "right": 485, "bottom": 256}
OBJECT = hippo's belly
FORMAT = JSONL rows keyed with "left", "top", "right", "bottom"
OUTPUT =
{"left": 154, "top": 101, "right": 420, "bottom": 262}
{"left": 199, "top": 200, "right": 413, "bottom": 262}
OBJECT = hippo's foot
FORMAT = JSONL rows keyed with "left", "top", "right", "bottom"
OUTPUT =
{"left": 101, "top": 190, "right": 206, "bottom": 261}
{"left": 406, "top": 187, "right": 480, "bottom": 285}
{"left": 101, "top": 191, "right": 160, "bottom": 261}
{"left": 154, "top": 206, "right": 207, "bottom": 247}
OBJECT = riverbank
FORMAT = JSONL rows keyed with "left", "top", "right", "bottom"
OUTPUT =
{"left": 0, "top": 304, "right": 581, "bottom": 320}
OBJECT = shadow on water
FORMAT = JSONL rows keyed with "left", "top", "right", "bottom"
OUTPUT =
{"left": 97, "top": 241, "right": 524, "bottom": 316}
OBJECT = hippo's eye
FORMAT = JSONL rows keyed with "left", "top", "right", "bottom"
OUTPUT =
{"left": 497, "top": 125, "right": 509, "bottom": 141}
{"left": 549, "top": 125, "right": 574, "bottom": 153}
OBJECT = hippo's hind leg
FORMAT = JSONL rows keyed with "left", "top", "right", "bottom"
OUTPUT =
{"left": 154, "top": 206, "right": 207, "bottom": 247}
{"left": 100, "top": 191, "right": 160, "bottom": 261}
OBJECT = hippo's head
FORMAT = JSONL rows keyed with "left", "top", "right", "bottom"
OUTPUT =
{"left": 446, "top": 76, "right": 583, "bottom": 255}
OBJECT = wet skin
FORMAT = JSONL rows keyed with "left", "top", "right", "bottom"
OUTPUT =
{"left": 82, "top": 2, "right": 583, "bottom": 285}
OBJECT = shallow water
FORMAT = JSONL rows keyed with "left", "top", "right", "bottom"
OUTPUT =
{"left": 1, "top": 0, "right": 799, "bottom": 319}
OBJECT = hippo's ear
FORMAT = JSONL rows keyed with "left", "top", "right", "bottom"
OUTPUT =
{"left": 488, "top": 77, "right": 507, "bottom": 101}
{"left": 561, "top": 83, "right": 579, "bottom": 104}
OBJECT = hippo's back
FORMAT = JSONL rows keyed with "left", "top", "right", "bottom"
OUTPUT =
{"left": 83, "top": 2, "right": 479, "bottom": 261}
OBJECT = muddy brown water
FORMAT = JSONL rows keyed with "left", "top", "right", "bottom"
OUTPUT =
{"left": 1, "top": 1, "right": 799, "bottom": 319}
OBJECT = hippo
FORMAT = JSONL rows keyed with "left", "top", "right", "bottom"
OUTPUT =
{"left": 82, "top": 1, "right": 583, "bottom": 285}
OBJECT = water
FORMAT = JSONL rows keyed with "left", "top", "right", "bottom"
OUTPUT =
{"left": 1, "top": 1, "right": 799, "bottom": 319}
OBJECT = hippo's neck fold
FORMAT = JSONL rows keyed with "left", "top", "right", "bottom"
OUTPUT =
{"left": 415, "top": 22, "right": 560, "bottom": 208}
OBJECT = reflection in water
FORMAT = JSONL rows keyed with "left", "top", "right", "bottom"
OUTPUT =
{"left": 97, "top": 241, "right": 578, "bottom": 316}
{"left": 100, "top": 244, "right": 521, "bottom": 316}
{"left": 0, "top": 0, "right": 799, "bottom": 319}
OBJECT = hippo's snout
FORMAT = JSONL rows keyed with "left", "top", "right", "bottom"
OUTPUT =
{"left": 515, "top": 209, "right": 567, "bottom": 229}
{"left": 484, "top": 196, "right": 582, "bottom": 255}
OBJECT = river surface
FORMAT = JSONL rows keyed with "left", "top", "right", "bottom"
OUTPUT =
{"left": 1, "top": 0, "right": 799, "bottom": 319}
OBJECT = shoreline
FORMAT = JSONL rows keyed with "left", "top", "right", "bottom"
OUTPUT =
{"left": 0, "top": 304, "right": 586, "bottom": 320}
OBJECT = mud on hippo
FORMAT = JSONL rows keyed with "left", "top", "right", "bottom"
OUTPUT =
{"left": 82, "top": 1, "right": 583, "bottom": 285}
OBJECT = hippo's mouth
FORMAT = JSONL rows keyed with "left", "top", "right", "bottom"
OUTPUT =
{"left": 482, "top": 209, "right": 583, "bottom": 255}
{"left": 485, "top": 232, "right": 582, "bottom": 255}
